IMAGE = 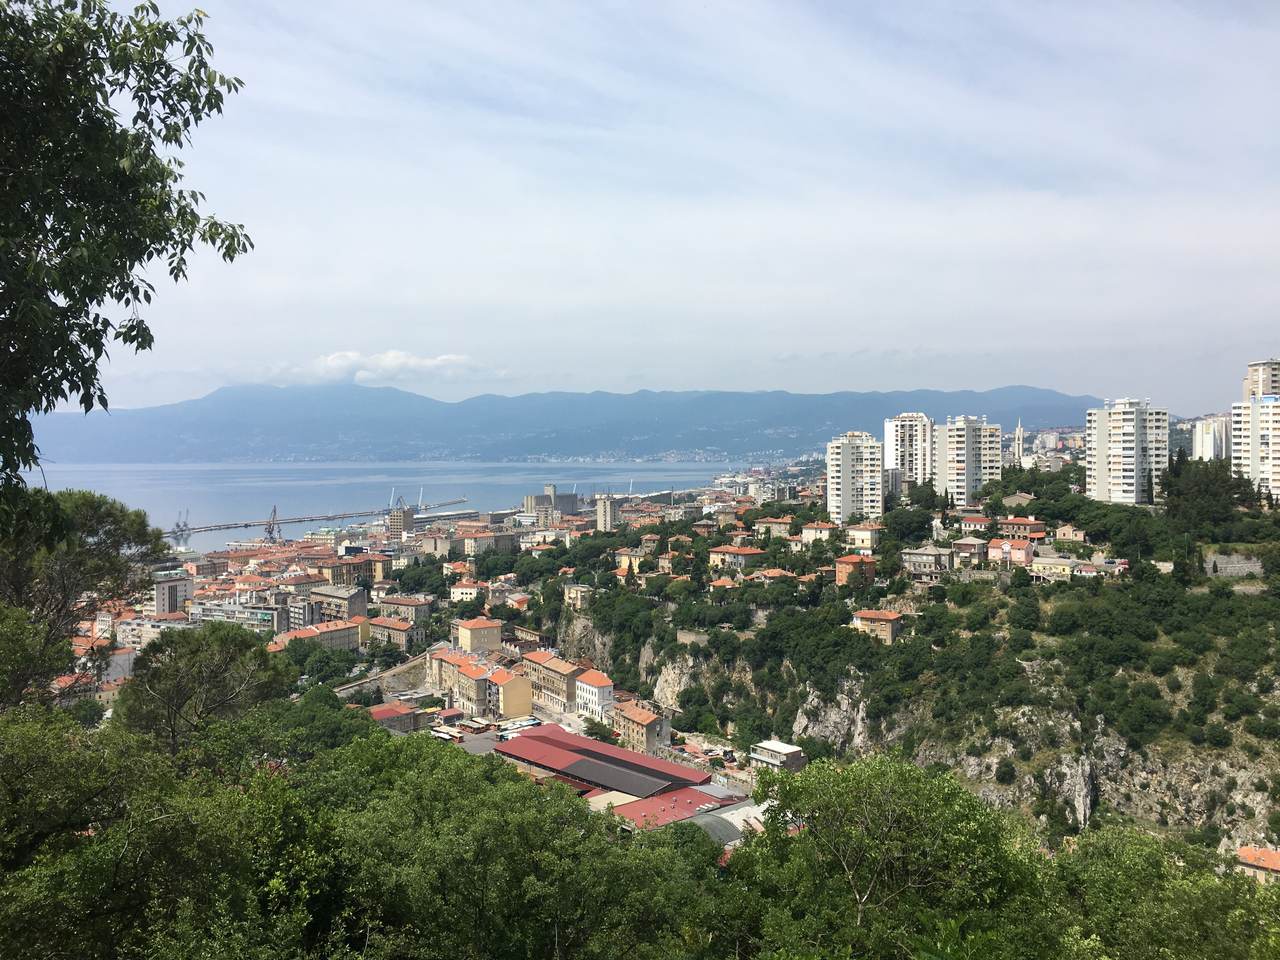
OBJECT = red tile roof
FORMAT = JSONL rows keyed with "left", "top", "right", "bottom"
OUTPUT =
{"left": 1238, "top": 846, "right": 1280, "bottom": 872}
{"left": 576, "top": 669, "right": 613, "bottom": 687}
{"left": 854, "top": 609, "right": 902, "bottom": 621}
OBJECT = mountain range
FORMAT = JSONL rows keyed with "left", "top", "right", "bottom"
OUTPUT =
{"left": 33, "top": 383, "right": 1103, "bottom": 462}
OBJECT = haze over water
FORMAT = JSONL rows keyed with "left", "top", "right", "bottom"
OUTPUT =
{"left": 24, "top": 460, "right": 739, "bottom": 551}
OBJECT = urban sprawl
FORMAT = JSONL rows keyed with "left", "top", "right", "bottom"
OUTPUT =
{"left": 60, "top": 357, "right": 1280, "bottom": 872}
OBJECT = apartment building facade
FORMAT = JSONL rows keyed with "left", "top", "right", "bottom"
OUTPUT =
{"left": 825, "top": 431, "right": 884, "bottom": 524}
{"left": 883, "top": 412, "right": 934, "bottom": 488}
{"left": 933, "top": 416, "right": 1001, "bottom": 508}
{"left": 1085, "top": 398, "right": 1169, "bottom": 504}
{"left": 1232, "top": 359, "right": 1280, "bottom": 498}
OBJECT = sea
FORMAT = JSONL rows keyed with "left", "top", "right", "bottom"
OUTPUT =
{"left": 22, "top": 461, "right": 741, "bottom": 552}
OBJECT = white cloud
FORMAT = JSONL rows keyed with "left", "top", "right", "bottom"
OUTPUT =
{"left": 270, "top": 351, "right": 482, "bottom": 388}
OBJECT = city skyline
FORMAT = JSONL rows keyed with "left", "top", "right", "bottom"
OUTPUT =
{"left": 97, "top": 2, "right": 1280, "bottom": 412}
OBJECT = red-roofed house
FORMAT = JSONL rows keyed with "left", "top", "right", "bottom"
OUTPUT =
{"left": 368, "top": 616, "right": 423, "bottom": 651}
{"left": 574, "top": 668, "right": 614, "bottom": 721}
{"left": 834, "top": 554, "right": 878, "bottom": 588}
{"left": 456, "top": 616, "right": 503, "bottom": 653}
{"left": 987, "top": 538, "right": 1035, "bottom": 567}
{"left": 613, "top": 699, "right": 667, "bottom": 752}
{"left": 1237, "top": 846, "right": 1280, "bottom": 883}
{"left": 851, "top": 609, "right": 904, "bottom": 644}
{"left": 368, "top": 699, "right": 419, "bottom": 733}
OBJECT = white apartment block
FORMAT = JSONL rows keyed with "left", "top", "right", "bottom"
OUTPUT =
{"left": 826, "top": 431, "right": 884, "bottom": 524}
{"left": 1232, "top": 395, "right": 1280, "bottom": 498}
{"left": 1085, "top": 398, "right": 1169, "bottom": 505}
{"left": 1242, "top": 358, "right": 1280, "bottom": 403}
{"left": 883, "top": 412, "right": 934, "bottom": 488}
{"left": 1191, "top": 415, "right": 1229, "bottom": 461}
{"left": 932, "top": 416, "right": 1001, "bottom": 508}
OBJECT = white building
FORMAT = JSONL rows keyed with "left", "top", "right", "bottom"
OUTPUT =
{"left": 574, "top": 668, "right": 614, "bottom": 722}
{"left": 826, "top": 431, "right": 884, "bottom": 524}
{"left": 1232, "top": 395, "right": 1280, "bottom": 499}
{"left": 1242, "top": 358, "right": 1280, "bottom": 403}
{"left": 1191, "top": 415, "right": 1229, "bottom": 461}
{"left": 1007, "top": 419, "right": 1027, "bottom": 466}
{"left": 1085, "top": 398, "right": 1169, "bottom": 504}
{"left": 932, "top": 416, "right": 1001, "bottom": 508}
{"left": 883, "top": 412, "right": 934, "bottom": 489}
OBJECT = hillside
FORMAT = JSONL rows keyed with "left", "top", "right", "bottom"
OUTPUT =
{"left": 32, "top": 382, "right": 1103, "bottom": 462}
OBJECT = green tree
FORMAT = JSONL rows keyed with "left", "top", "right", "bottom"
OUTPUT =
{"left": 2, "top": 0, "right": 251, "bottom": 490}
{"left": 116, "top": 622, "right": 294, "bottom": 754}
{"left": 0, "top": 490, "right": 164, "bottom": 707}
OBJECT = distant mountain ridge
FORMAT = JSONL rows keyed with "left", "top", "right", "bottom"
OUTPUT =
{"left": 33, "top": 383, "right": 1103, "bottom": 462}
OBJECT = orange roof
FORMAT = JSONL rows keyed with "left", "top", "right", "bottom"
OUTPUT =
{"left": 1238, "top": 847, "right": 1280, "bottom": 872}
{"left": 615, "top": 700, "right": 659, "bottom": 725}
{"left": 802, "top": 521, "right": 837, "bottom": 529}
{"left": 576, "top": 669, "right": 612, "bottom": 687}
{"left": 854, "top": 609, "right": 902, "bottom": 621}
{"left": 458, "top": 662, "right": 489, "bottom": 680}
{"left": 489, "top": 668, "right": 517, "bottom": 685}
{"left": 709, "top": 545, "right": 766, "bottom": 556}
{"left": 370, "top": 616, "right": 414, "bottom": 630}
{"left": 523, "top": 650, "right": 556, "bottom": 665}
{"left": 835, "top": 554, "right": 877, "bottom": 564}
{"left": 458, "top": 616, "right": 503, "bottom": 629}
{"left": 369, "top": 701, "right": 416, "bottom": 720}
{"left": 709, "top": 577, "right": 738, "bottom": 588}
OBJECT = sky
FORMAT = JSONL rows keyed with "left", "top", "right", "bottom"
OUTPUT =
{"left": 105, "top": 1, "right": 1280, "bottom": 415}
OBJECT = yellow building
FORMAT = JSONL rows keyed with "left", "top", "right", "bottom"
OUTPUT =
{"left": 457, "top": 616, "right": 504, "bottom": 653}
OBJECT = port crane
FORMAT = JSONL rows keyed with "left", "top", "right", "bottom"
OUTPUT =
{"left": 165, "top": 497, "right": 468, "bottom": 542}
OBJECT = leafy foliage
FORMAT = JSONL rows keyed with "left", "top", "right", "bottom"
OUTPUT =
{"left": 1, "top": 0, "right": 251, "bottom": 488}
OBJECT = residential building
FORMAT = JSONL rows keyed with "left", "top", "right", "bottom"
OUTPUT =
{"left": 1232, "top": 395, "right": 1280, "bottom": 498}
{"left": 748, "top": 739, "right": 807, "bottom": 772}
{"left": 449, "top": 579, "right": 487, "bottom": 603}
{"left": 899, "top": 544, "right": 954, "bottom": 585}
{"left": 1191, "top": 415, "right": 1229, "bottom": 461}
{"left": 188, "top": 600, "right": 283, "bottom": 633}
{"left": 1054, "top": 523, "right": 1088, "bottom": 543}
{"left": 523, "top": 650, "right": 583, "bottom": 713}
{"left": 1236, "top": 846, "right": 1280, "bottom": 884}
{"left": 380, "top": 594, "right": 432, "bottom": 623}
{"left": 850, "top": 609, "right": 904, "bottom": 643}
{"left": 563, "top": 582, "right": 593, "bottom": 611}
{"left": 1085, "top": 398, "right": 1169, "bottom": 504}
{"left": 575, "top": 668, "right": 615, "bottom": 722}
{"left": 844, "top": 522, "right": 883, "bottom": 554}
{"left": 834, "top": 554, "right": 878, "bottom": 588}
{"left": 368, "top": 616, "right": 423, "bottom": 651}
{"left": 1242, "top": 358, "right": 1280, "bottom": 402}
{"left": 153, "top": 570, "right": 193, "bottom": 615}
{"left": 951, "top": 536, "right": 988, "bottom": 565}
{"left": 456, "top": 616, "right": 503, "bottom": 654}
{"left": 933, "top": 416, "right": 1001, "bottom": 508}
{"left": 596, "top": 496, "right": 623, "bottom": 532}
{"left": 310, "top": 584, "right": 368, "bottom": 621}
{"left": 883, "top": 412, "right": 934, "bottom": 488}
{"left": 987, "top": 538, "right": 1035, "bottom": 567}
{"left": 707, "top": 545, "right": 766, "bottom": 571}
{"left": 800, "top": 521, "right": 838, "bottom": 543}
{"left": 996, "top": 516, "right": 1047, "bottom": 542}
{"left": 825, "top": 431, "right": 884, "bottom": 523}
{"left": 1030, "top": 556, "right": 1082, "bottom": 582}
{"left": 613, "top": 700, "right": 666, "bottom": 753}
{"left": 273, "top": 619, "right": 361, "bottom": 652}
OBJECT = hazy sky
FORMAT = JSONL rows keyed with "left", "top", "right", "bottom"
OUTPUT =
{"left": 107, "top": 1, "right": 1280, "bottom": 414}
